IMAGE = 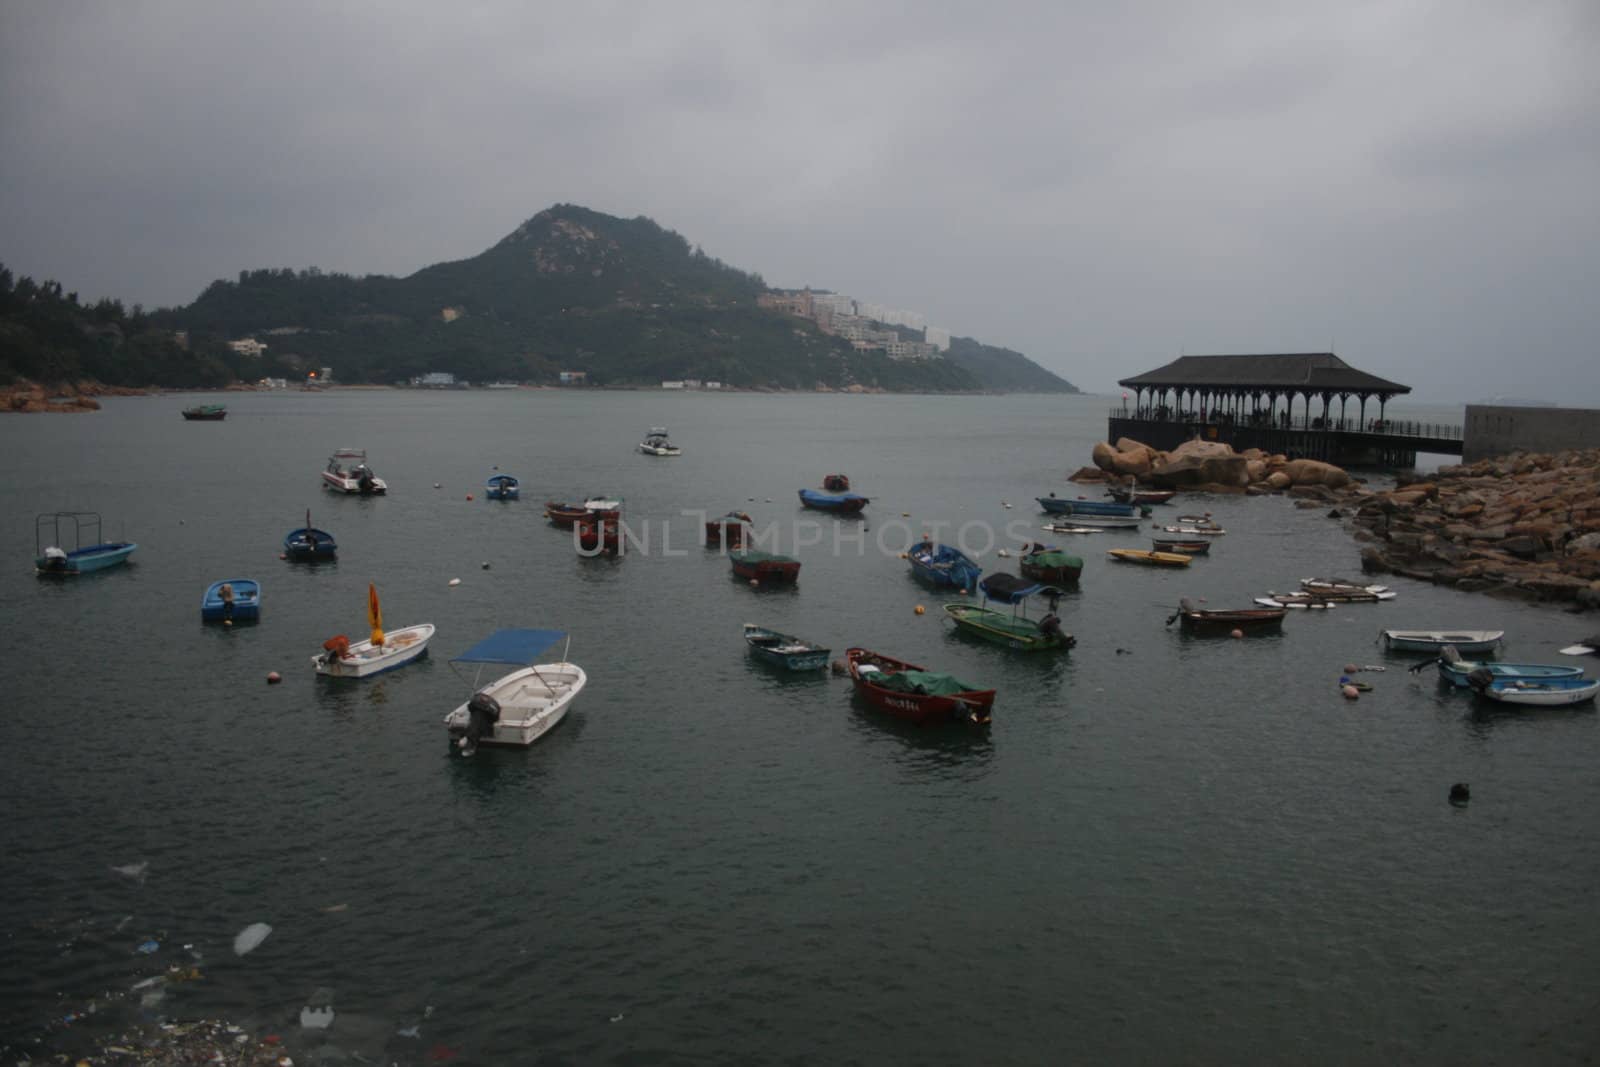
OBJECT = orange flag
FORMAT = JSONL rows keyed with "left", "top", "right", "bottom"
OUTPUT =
{"left": 367, "top": 583, "right": 384, "bottom": 646}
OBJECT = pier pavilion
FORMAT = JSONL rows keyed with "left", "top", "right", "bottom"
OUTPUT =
{"left": 1109, "top": 353, "right": 1462, "bottom": 465}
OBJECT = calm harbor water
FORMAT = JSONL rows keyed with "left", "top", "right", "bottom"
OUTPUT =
{"left": 2, "top": 389, "right": 1597, "bottom": 1064}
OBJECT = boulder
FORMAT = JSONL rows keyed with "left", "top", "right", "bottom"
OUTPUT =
{"left": 1110, "top": 450, "right": 1153, "bottom": 477}
{"left": 1146, "top": 453, "right": 1251, "bottom": 488}
{"left": 1091, "top": 441, "right": 1118, "bottom": 472}
{"left": 1265, "top": 471, "right": 1292, "bottom": 490}
{"left": 1167, "top": 438, "right": 1238, "bottom": 461}
{"left": 1246, "top": 459, "right": 1267, "bottom": 482}
{"left": 1068, "top": 466, "right": 1110, "bottom": 483}
{"left": 1281, "top": 458, "right": 1352, "bottom": 488}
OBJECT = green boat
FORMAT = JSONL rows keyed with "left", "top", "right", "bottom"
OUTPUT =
{"left": 943, "top": 573, "right": 1074, "bottom": 652}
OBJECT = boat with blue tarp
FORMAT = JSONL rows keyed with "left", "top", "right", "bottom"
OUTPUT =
{"left": 798, "top": 487, "right": 869, "bottom": 513}
{"left": 35, "top": 512, "right": 137, "bottom": 575}
{"left": 201, "top": 578, "right": 260, "bottom": 622}
{"left": 944, "top": 573, "right": 1073, "bottom": 652}
{"left": 443, "top": 629, "right": 586, "bottom": 754}
{"left": 908, "top": 541, "right": 982, "bottom": 590}
{"left": 485, "top": 473, "right": 520, "bottom": 500}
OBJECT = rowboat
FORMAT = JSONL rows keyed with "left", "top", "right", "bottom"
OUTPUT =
{"left": 444, "top": 629, "right": 585, "bottom": 754}
{"left": 639, "top": 428, "right": 681, "bottom": 456}
{"left": 1106, "top": 486, "right": 1175, "bottom": 504}
{"left": 1157, "top": 524, "right": 1226, "bottom": 536}
{"left": 284, "top": 509, "right": 337, "bottom": 561}
{"left": 34, "top": 512, "right": 137, "bottom": 575}
{"left": 846, "top": 647, "right": 995, "bottom": 725}
{"left": 730, "top": 549, "right": 800, "bottom": 583}
{"left": 798, "top": 488, "right": 869, "bottom": 513}
{"left": 545, "top": 495, "right": 621, "bottom": 528}
{"left": 1166, "top": 599, "right": 1284, "bottom": 635}
{"left": 485, "top": 473, "right": 520, "bottom": 500}
{"left": 1019, "top": 543, "right": 1082, "bottom": 584}
{"left": 1151, "top": 538, "right": 1210, "bottom": 555}
{"left": 908, "top": 541, "right": 983, "bottom": 589}
{"left": 944, "top": 573, "right": 1073, "bottom": 652}
{"left": 1037, "top": 496, "right": 1148, "bottom": 517}
{"left": 1042, "top": 518, "right": 1140, "bottom": 531}
{"left": 202, "top": 578, "right": 260, "bottom": 623}
{"left": 1303, "top": 577, "right": 1390, "bottom": 596}
{"left": 1469, "top": 674, "right": 1599, "bottom": 707}
{"left": 706, "top": 511, "right": 753, "bottom": 545}
{"left": 322, "top": 448, "right": 386, "bottom": 494}
{"left": 1108, "top": 548, "right": 1191, "bottom": 567}
{"left": 181, "top": 404, "right": 227, "bottom": 421}
{"left": 1381, "top": 629, "right": 1503, "bottom": 654}
{"left": 743, "top": 623, "right": 831, "bottom": 670}
{"left": 1427, "top": 646, "right": 1584, "bottom": 688}
{"left": 314, "top": 623, "right": 435, "bottom": 678}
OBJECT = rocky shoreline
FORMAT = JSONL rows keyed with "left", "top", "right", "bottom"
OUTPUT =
{"left": 1082, "top": 436, "right": 1600, "bottom": 611}
{"left": 2, "top": 379, "right": 157, "bottom": 413}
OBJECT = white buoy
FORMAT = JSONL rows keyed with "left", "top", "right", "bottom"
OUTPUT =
{"left": 448, "top": 578, "right": 461, "bottom": 587}
{"left": 997, "top": 548, "right": 1010, "bottom": 558}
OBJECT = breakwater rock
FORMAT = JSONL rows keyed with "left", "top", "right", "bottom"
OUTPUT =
{"left": 1351, "top": 449, "right": 1600, "bottom": 609}
{"left": 1080, "top": 436, "right": 1352, "bottom": 493}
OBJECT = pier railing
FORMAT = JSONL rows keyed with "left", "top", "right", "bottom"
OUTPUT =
{"left": 1107, "top": 408, "right": 1462, "bottom": 442}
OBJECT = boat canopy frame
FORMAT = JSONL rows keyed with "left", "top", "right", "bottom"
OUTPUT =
{"left": 449, "top": 628, "right": 573, "bottom": 693}
{"left": 36, "top": 511, "right": 110, "bottom": 554}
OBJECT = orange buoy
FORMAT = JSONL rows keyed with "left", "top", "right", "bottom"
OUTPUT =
{"left": 1341, "top": 685, "right": 1359, "bottom": 700}
{"left": 1230, "top": 628, "right": 1243, "bottom": 639}
{"left": 914, "top": 605, "right": 925, "bottom": 615}
{"left": 266, "top": 671, "right": 282, "bottom": 684}
{"left": 466, "top": 494, "right": 474, "bottom": 501}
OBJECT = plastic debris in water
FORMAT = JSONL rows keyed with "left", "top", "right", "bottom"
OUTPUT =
{"left": 233, "top": 922, "right": 272, "bottom": 956}
{"left": 299, "top": 1005, "right": 335, "bottom": 1029}
{"left": 137, "top": 940, "right": 160, "bottom": 954}
{"left": 397, "top": 1025, "right": 421, "bottom": 1038}
{"left": 111, "top": 861, "right": 149, "bottom": 881}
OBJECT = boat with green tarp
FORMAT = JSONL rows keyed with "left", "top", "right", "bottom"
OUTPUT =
{"left": 1019, "top": 543, "right": 1082, "bottom": 585}
{"left": 847, "top": 647, "right": 994, "bottom": 725}
{"left": 730, "top": 549, "right": 800, "bottom": 583}
{"left": 943, "top": 573, "right": 1073, "bottom": 652}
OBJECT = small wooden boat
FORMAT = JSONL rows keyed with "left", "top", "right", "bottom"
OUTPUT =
{"left": 202, "top": 578, "right": 260, "bottom": 622}
{"left": 1019, "top": 543, "right": 1082, "bottom": 584}
{"left": 1041, "top": 518, "right": 1139, "bottom": 531}
{"left": 798, "top": 488, "right": 869, "bottom": 513}
{"left": 485, "top": 473, "right": 520, "bottom": 500}
{"left": 181, "top": 404, "right": 227, "bottom": 421}
{"left": 1166, "top": 598, "right": 1283, "bottom": 635}
{"left": 730, "top": 549, "right": 800, "bottom": 583}
{"left": 743, "top": 623, "right": 831, "bottom": 670}
{"left": 1428, "top": 646, "right": 1584, "bottom": 688}
{"left": 1381, "top": 629, "right": 1503, "bottom": 654}
{"left": 1107, "top": 486, "right": 1175, "bottom": 504}
{"left": 576, "top": 515, "right": 622, "bottom": 554}
{"left": 315, "top": 623, "right": 435, "bottom": 678}
{"left": 1108, "top": 548, "right": 1191, "bottom": 567}
{"left": 544, "top": 502, "right": 590, "bottom": 528}
{"left": 1469, "top": 673, "right": 1599, "bottom": 707}
{"left": 821, "top": 473, "right": 851, "bottom": 492}
{"left": 34, "top": 512, "right": 137, "bottom": 575}
{"left": 1303, "top": 577, "right": 1390, "bottom": 596}
{"left": 443, "top": 629, "right": 585, "bottom": 754}
{"left": 1037, "top": 496, "right": 1148, "bottom": 517}
{"left": 284, "top": 509, "right": 337, "bottom": 561}
{"left": 638, "top": 428, "right": 681, "bottom": 456}
{"left": 1158, "top": 524, "right": 1226, "bottom": 537}
{"left": 846, "top": 647, "right": 995, "bottom": 725}
{"left": 322, "top": 448, "right": 386, "bottom": 494}
{"left": 908, "top": 541, "right": 983, "bottom": 589}
{"left": 1152, "top": 538, "right": 1210, "bottom": 555}
{"left": 944, "top": 574, "right": 1073, "bottom": 652}
{"left": 706, "top": 511, "right": 753, "bottom": 545}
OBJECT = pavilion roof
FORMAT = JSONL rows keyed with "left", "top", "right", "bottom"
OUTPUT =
{"left": 1118, "top": 353, "right": 1409, "bottom": 395}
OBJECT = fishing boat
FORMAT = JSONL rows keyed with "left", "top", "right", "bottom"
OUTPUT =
{"left": 821, "top": 473, "right": 851, "bottom": 492}
{"left": 181, "top": 404, "right": 227, "bottom": 421}
{"left": 1303, "top": 577, "right": 1390, "bottom": 596}
{"left": 321, "top": 448, "right": 387, "bottom": 494}
{"left": 34, "top": 513, "right": 137, "bottom": 575}
{"left": 1157, "top": 524, "right": 1226, "bottom": 537}
{"left": 201, "top": 578, "right": 260, "bottom": 622}
{"left": 638, "top": 428, "right": 681, "bottom": 456}
{"left": 944, "top": 574, "right": 1073, "bottom": 652}
{"left": 1151, "top": 538, "right": 1210, "bottom": 555}
{"left": 1380, "top": 629, "right": 1503, "bottom": 655}
{"left": 1425, "top": 646, "right": 1584, "bottom": 689}
{"left": 847, "top": 647, "right": 995, "bottom": 725}
{"left": 1106, "top": 486, "right": 1175, "bottom": 505}
{"left": 1166, "top": 598, "right": 1284, "bottom": 635}
{"left": 705, "top": 511, "right": 753, "bottom": 545}
{"left": 283, "top": 510, "right": 337, "bottom": 561}
{"left": 575, "top": 515, "right": 622, "bottom": 554}
{"left": 1018, "top": 543, "right": 1082, "bottom": 584}
{"left": 798, "top": 488, "right": 869, "bottom": 513}
{"left": 908, "top": 541, "right": 983, "bottom": 589}
{"left": 1469, "top": 673, "right": 1599, "bottom": 707}
{"left": 743, "top": 623, "right": 831, "bottom": 670}
{"left": 730, "top": 549, "right": 800, "bottom": 583}
{"left": 1041, "top": 518, "right": 1139, "bottom": 532}
{"left": 1108, "top": 548, "right": 1191, "bottom": 567}
{"left": 443, "top": 629, "right": 586, "bottom": 754}
{"left": 1037, "top": 496, "right": 1148, "bottom": 517}
{"left": 313, "top": 586, "right": 433, "bottom": 678}
{"left": 485, "top": 473, "right": 520, "bottom": 500}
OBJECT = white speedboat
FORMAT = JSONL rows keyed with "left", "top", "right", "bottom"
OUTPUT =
{"left": 638, "top": 428, "right": 681, "bottom": 456}
{"left": 444, "top": 629, "right": 587, "bottom": 755}
{"left": 322, "top": 449, "right": 387, "bottom": 494}
{"left": 313, "top": 623, "right": 434, "bottom": 678}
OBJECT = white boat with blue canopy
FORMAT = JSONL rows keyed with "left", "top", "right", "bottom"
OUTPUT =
{"left": 444, "top": 629, "right": 586, "bottom": 755}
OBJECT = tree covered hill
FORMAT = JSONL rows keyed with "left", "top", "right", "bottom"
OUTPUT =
{"left": 5, "top": 205, "right": 1079, "bottom": 392}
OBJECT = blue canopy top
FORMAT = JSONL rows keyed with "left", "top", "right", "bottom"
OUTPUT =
{"left": 451, "top": 628, "right": 567, "bottom": 665}
{"left": 979, "top": 573, "right": 1049, "bottom": 604}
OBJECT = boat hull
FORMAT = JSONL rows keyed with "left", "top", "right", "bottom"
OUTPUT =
{"left": 485, "top": 478, "right": 520, "bottom": 500}
{"left": 1438, "top": 660, "right": 1585, "bottom": 688}
{"left": 908, "top": 545, "right": 983, "bottom": 589}
{"left": 1477, "top": 678, "right": 1599, "bottom": 706}
{"left": 182, "top": 408, "right": 227, "bottom": 421}
{"left": 1037, "top": 497, "right": 1145, "bottom": 517}
{"left": 35, "top": 542, "right": 138, "bottom": 575}
{"left": 944, "top": 605, "right": 1073, "bottom": 652}
{"left": 1108, "top": 549, "right": 1190, "bottom": 567}
{"left": 1152, "top": 539, "right": 1210, "bottom": 555}
{"left": 1176, "top": 609, "right": 1284, "bottom": 635}
{"left": 322, "top": 473, "right": 388, "bottom": 494}
{"left": 744, "top": 625, "right": 831, "bottom": 670}
{"left": 847, "top": 648, "right": 994, "bottom": 725}
{"left": 201, "top": 579, "right": 261, "bottom": 622}
{"left": 1382, "top": 631, "right": 1503, "bottom": 654}
{"left": 731, "top": 557, "right": 800, "bottom": 583}
{"left": 798, "top": 489, "right": 868, "bottom": 513}
{"left": 283, "top": 528, "right": 337, "bottom": 560}
{"left": 443, "top": 663, "right": 586, "bottom": 746}
{"left": 314, "top": 624, "right": 435, "bottom": 678}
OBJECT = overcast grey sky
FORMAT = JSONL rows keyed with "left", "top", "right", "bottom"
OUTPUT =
{"left": 2, "top": 1, "right": 1596, "bottom": 402}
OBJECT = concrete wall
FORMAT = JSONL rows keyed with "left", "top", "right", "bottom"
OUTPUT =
{"left": 1464, "top": 404, "right": 1600, "bottom": 461}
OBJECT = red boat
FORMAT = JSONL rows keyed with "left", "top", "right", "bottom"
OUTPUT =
{"left": 705, "top": 511, "right": 753, "bottom": 546}
{"left": 547, "top": 502, "right": 620, "bottom": 529}
{"left": 846, "top": 648, "right": 995, "bottom": 726}
{"left": 575, "top": 516, "right": 621, "bottom": 553}
{"left": 822, "top": 473, "right": 851, "bottom": 492}
{"left": 729, "top": 549, "right": 800, "bottom": 583}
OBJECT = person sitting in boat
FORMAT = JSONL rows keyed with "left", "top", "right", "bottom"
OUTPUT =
{"left": 1037, "top": 614, "right": 1062, "bottom": 637}
{"left": 322, "top": 634, "right": 352, "bottom": 660}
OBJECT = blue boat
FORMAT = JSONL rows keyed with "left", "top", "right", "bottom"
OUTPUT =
{"left": 284, "top": 509, "right": 337, "bottom": 561}
{"left": 486, "top": 473, "right": 520, "bottom": 500}
{"left": 1429, "top": 647, "right": 1585, "bottom": 689}
{"left": 202, "top": 578, "right": 261, "bottom": 622}
{"left": 1037, "top": 496, "right": 1149, "bottom": 518}
{"left": 35, "top": 512, "right": 137, "bottom": 575}
{"left": 744, "top": 623, "right": 831, "bottom": 671}
{"left": 798, "top": 488, "right": 869, "bottom": 514}
{"left": 908, "top": 541, "right": 983, "bottom": 590}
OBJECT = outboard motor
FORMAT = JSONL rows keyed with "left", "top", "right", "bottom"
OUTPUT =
{"left": 1465, "top": 667, "right": 1495, "bottom": 692}
{"left": 461, "top": 691, "right": 501, "bottom": 755}
{"left": 1440, "top": 644, "right": 1463, "bottom": 666}
{"left": 357, "top": 468, "right": 377, "bottom": 494}
{"left": 42, "top": 546, "right": 69, "bottom": 572}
